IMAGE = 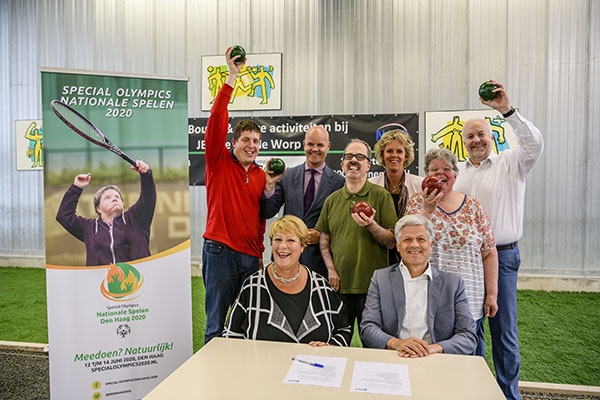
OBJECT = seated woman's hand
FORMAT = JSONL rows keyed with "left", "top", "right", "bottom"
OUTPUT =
{"left": 308, "top": 341, "right": 330, "bottom": 347}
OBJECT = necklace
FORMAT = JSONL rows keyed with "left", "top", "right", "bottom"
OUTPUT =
{"left": 389, "top": 184, "right": 401, "bottom": 194}
{"left": 272, "top": 264, "right": 302, "bottom": 284}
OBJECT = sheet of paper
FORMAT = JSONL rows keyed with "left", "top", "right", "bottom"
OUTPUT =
{"left": 283, "top": 355, "right": 347, "bottom": 388}
{"left": 350, "top": 361, "right": 412, "bottom": 396}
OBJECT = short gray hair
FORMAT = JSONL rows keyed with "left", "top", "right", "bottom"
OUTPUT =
{"left": 424, "top": 147, "right": 459, "bottom": 175}
{"left": 395, "top": 214, "right": 434, "bottom": 242}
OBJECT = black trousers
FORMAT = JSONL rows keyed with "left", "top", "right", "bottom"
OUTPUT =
{"left": 338, "top": 293, "right": 367, "bottom": 344}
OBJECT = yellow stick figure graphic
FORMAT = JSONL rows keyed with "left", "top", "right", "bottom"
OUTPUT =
{"left": 430, "top": 116, "right": 469, "bottom": 162}
{"left": 24, "top": 121, "right": 44, "bottom": 167}
{"left": 488, "top": 116, "right": 508, "bottom": 154}
{"left": 230, "top": 66, "right": 254, "bottom": 101}
{"left": 207, "top": 66, "right": 228, "bottom": 103}
{"left": 248, "top": 65, "right": 275, "bottom": 104}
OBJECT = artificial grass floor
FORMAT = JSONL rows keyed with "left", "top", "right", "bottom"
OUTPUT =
{"left": 1, "top": 267, "right": 599, "bottom": 386}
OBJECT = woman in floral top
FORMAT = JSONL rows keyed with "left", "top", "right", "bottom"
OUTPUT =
{"left": 405, "top": 148, "right": 498, "bottom": 358}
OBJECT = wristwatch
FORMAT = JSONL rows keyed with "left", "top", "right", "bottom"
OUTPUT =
{"left": 502, "top": 107, "right": 515, "bottom": 118}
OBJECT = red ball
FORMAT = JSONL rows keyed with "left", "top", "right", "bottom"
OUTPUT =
{"left": 421, "top": 176, "right": 444, "bottom": 194}
{"left": 352, "top": 201, "right": 373, "bottom": 217}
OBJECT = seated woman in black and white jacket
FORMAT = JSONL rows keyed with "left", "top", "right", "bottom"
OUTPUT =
{"left": 223, "top": 215, "right": 351, "bottom": 346}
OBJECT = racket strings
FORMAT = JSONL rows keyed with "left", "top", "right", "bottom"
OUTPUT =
{"left": 53, "top": 102, "right": 105, "bottom": 143}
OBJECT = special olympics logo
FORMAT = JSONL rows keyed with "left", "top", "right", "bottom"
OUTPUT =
{"left": 375, "top": 123, "right": 409, "bottom": 142}
{"left": 100, "top": 262, "right": 144, "bottom": 302}
{"left": 116, "top": 324, "right": 131, "bottom": 338}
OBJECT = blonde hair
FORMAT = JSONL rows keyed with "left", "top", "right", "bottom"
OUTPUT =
{"left": 268, "top": 215, "right": 309, "bottom": 248}
{"left": 373, "top": 129, "right": 415, "bottom": 168}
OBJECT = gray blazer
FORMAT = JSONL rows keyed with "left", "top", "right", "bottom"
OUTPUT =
{"left": 261, "top": 162, "right": 345, "bottom": 277}
{"left": 360, "top": 263, "right": 477, "bottom": 355}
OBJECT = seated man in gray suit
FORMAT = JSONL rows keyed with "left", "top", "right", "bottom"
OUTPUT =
{"left": 360, "top": 214, "right": 476, "bottom": 357}
{"left": 262, "top": 125, "right": 345, "bottom": 277}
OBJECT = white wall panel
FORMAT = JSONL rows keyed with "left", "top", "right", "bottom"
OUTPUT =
{"left": 584, "top": 0, "right": 600, "bottom": 277}
{"left": 0, "top": 0, "right": 45, "bottom": 259}
{"left": 1, "top": 0, "right": 598, "bottom": 277}
{"left": 536, "top": 0, "right": 589, "bottom": 275}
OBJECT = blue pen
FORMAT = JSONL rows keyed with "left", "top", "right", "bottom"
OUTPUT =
{"left": 292, "top": 357, "right": 324, "bottom": 368}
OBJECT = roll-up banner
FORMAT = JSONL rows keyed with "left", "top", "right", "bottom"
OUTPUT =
{"left": 41, "top": 68, "right": 192, "bottom": 400}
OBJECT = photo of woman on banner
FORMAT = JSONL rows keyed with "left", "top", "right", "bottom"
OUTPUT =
{"left": 56, "top": 160, "right": 156, "bottom": 266}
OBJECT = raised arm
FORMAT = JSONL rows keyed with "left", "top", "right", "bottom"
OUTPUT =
{"left": 129, "top": 160, "right": 156, "bottom": 229}
{"left": 482, "top": 79, "right": 544, "bottom": 177}
{"left": 56, "top": 174, "right": 91, "bottom": 242}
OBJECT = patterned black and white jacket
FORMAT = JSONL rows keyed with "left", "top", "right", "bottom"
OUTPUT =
{"left": 223, "top": 266, "right": 352, "bottom": 346}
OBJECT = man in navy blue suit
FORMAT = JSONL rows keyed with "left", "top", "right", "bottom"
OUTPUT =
{"left": 262, "top": 125, "right": 345, "bottom": 277}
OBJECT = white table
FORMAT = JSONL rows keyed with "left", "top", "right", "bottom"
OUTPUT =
{"left": 143, "top": 337, "right": 505, "bottom": 399}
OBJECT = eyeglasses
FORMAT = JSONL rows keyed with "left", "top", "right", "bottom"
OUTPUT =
{"left": 427, "top": 166, "right": 454, "bottom": 173}
{"left": 342, "top": 153, "right": 370, "bottom": 161}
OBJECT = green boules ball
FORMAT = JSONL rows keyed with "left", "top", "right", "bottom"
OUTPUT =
{"left": 267, "top": 158, "right": 286, "bottom": 175}
{"left": 478, "top": 81, "right": 498, "bottom": 101}
{"left": 231, "top": 45, "right": 246, "bottom": 64}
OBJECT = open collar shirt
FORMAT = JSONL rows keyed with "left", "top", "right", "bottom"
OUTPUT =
{"left": 454, "top": 111, "right": 544, "bottom": 245}
{"left": 399, "top": 262, "right": 433, "bottom": 343}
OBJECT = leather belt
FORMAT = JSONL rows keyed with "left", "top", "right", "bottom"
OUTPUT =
{"left": 205, "top": 239, "right": 226, "bottom": 246}
{"left": 496, "top": 241, "right": 518, "bottom": 251}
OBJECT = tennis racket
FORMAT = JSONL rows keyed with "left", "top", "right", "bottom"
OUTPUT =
{"left": 50, "top": 100, "right": 137, "bottom": 167}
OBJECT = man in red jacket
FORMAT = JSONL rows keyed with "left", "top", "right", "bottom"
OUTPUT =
{"left": 202, "top": 47, "right": 266, "bottom": 343}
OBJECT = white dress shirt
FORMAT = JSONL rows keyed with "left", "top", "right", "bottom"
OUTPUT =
{"left": 454, "top": 111, "right": 544, "bottom": 245}
{"left": 399, "top": 262, "right": 433, "bottom": 343}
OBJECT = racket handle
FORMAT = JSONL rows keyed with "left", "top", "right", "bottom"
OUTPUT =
{"left": 122, "top": 154, "right": 137, "bottom": 167}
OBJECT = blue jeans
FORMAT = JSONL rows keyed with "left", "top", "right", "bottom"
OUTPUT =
{"left": 474, "top": 316, "right": 486, "bottom": 357}
{"left": 489, "top": 246, "right": 521, "bottom": 400}
{"left": 202, "top": 240, "right": 259, "bottom": 344}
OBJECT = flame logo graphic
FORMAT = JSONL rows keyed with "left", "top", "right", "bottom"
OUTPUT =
{"left": 100, "top": 263, "right": 144, "bottom": 301}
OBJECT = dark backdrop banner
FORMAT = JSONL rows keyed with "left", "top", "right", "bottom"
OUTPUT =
{"left": 188, "top": 113, "right": 419, "bottom": 185}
